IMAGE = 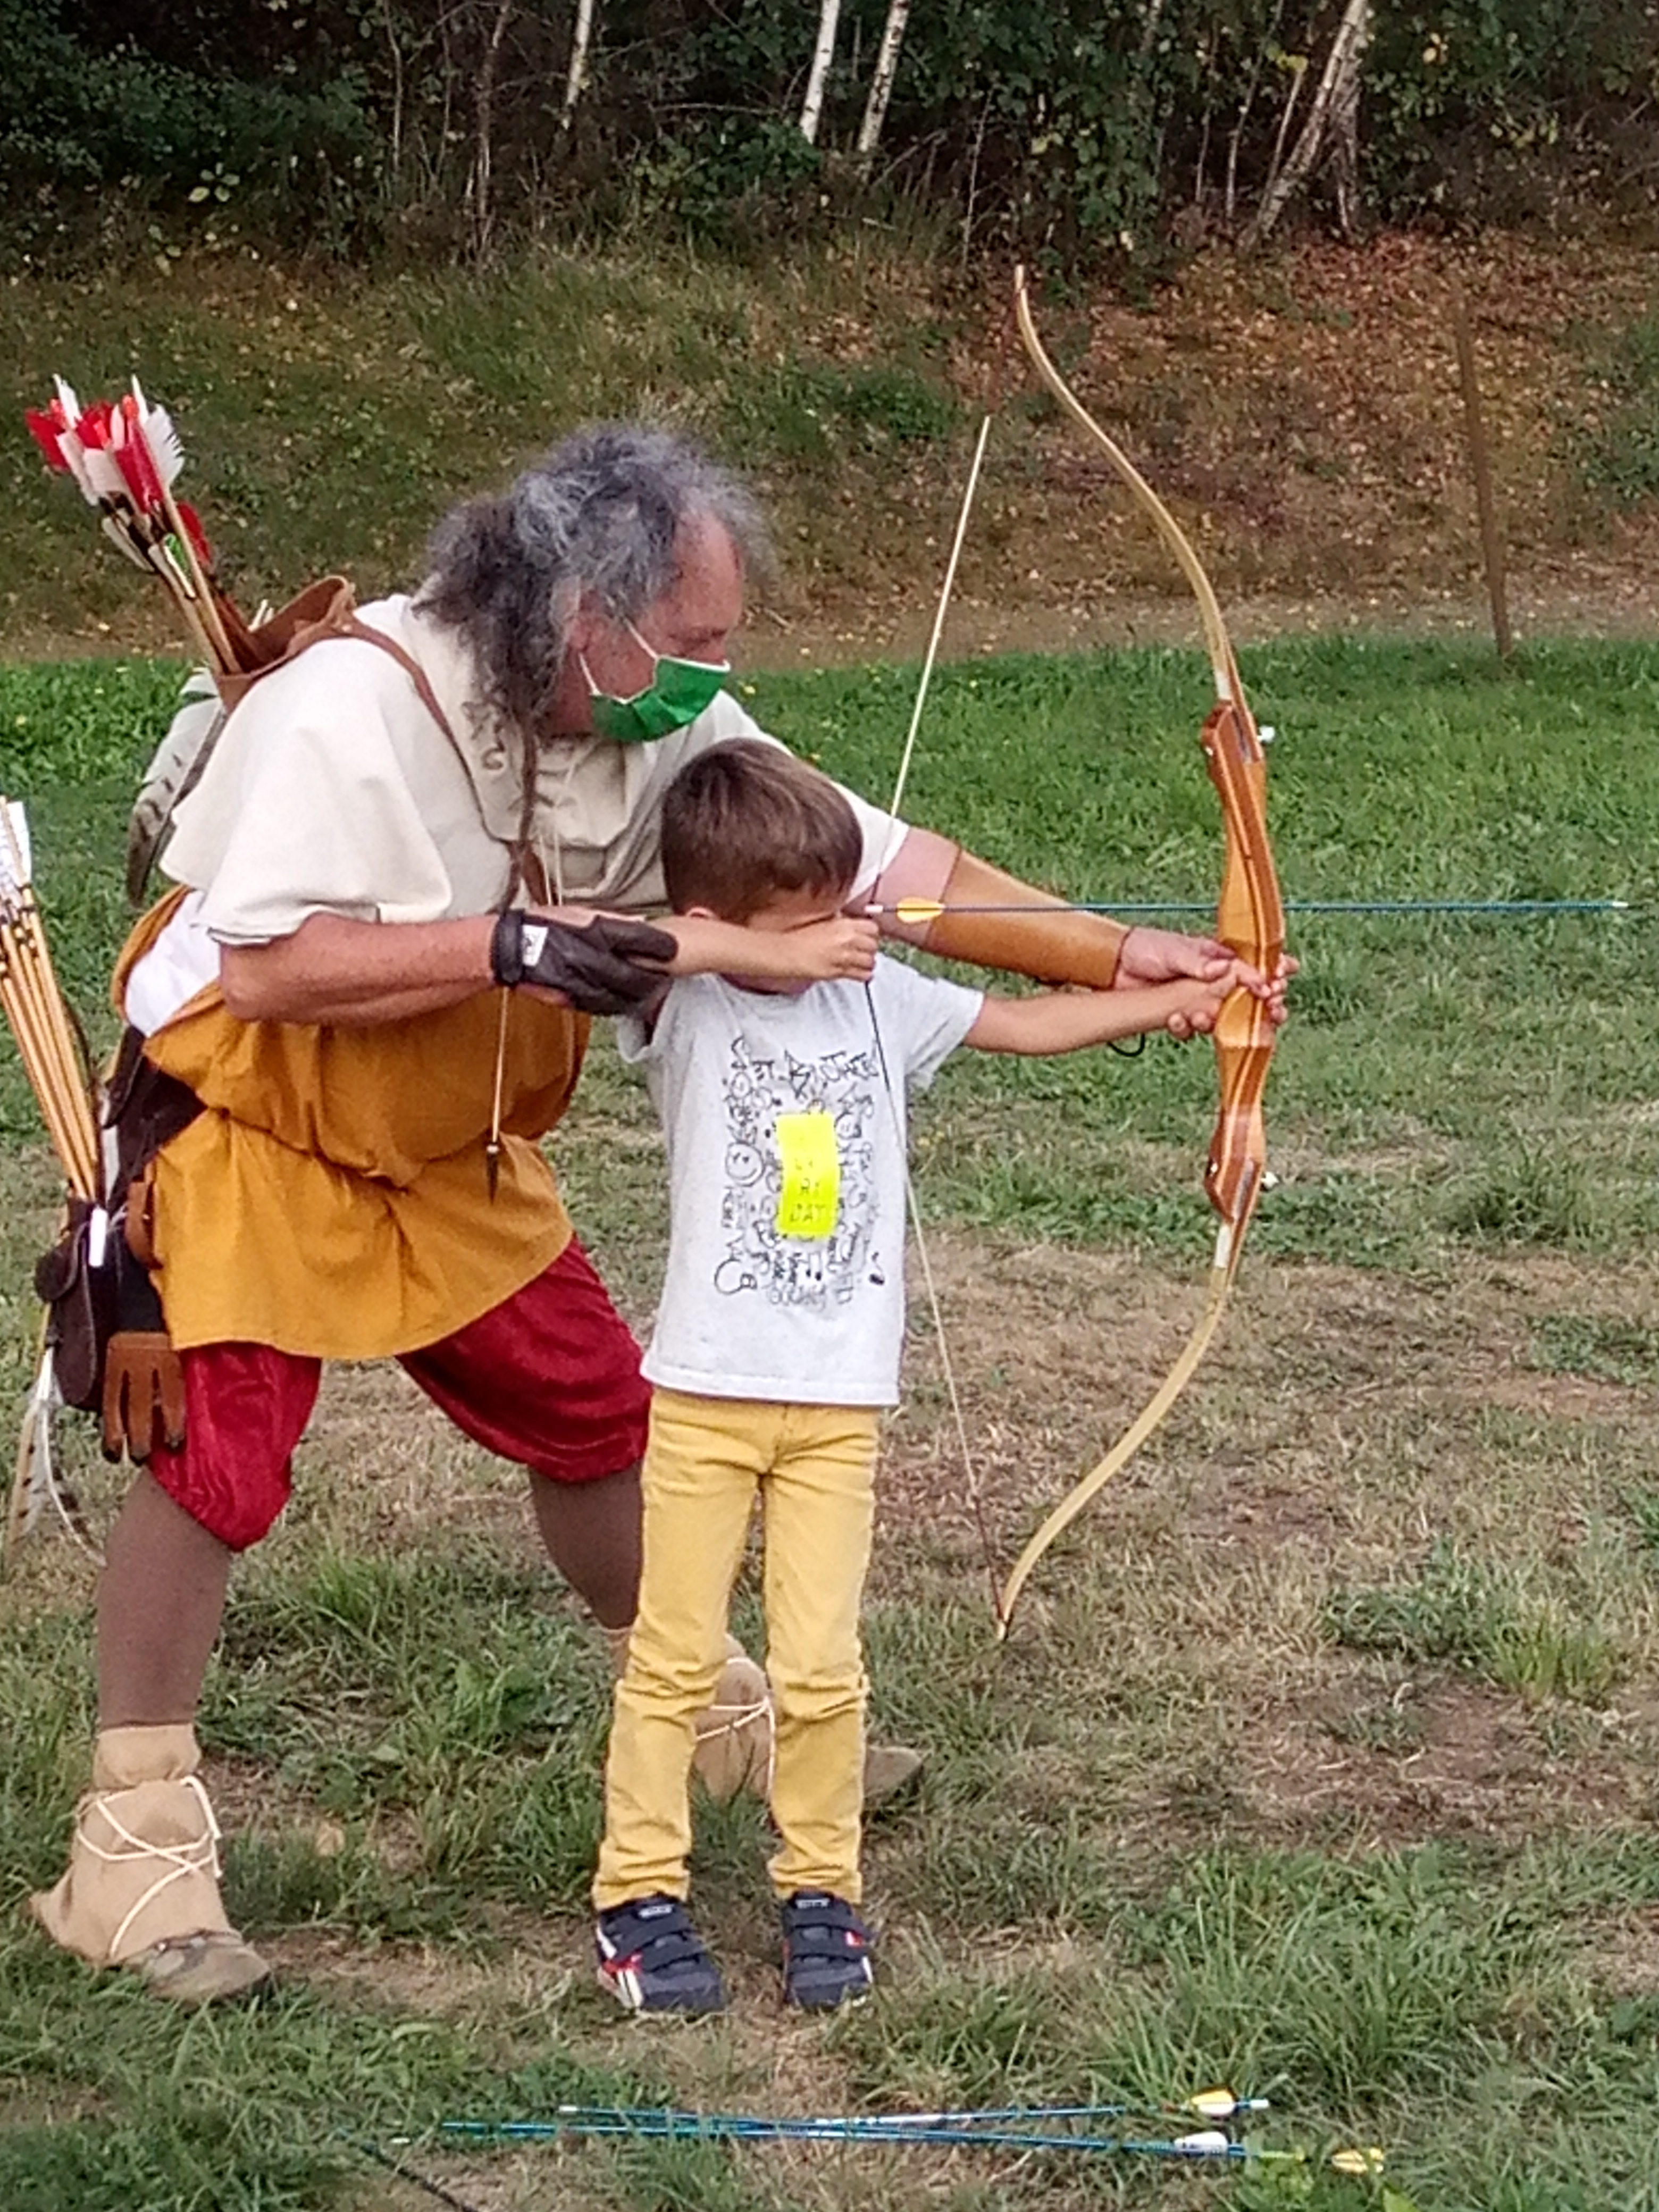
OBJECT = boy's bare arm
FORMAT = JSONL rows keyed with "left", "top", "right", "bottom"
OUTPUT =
{"left": 965, "top": 970, "right": 1241, "bottom": 1057}
{"left": 654, "top": 912, "right": 879, "bottom": 983}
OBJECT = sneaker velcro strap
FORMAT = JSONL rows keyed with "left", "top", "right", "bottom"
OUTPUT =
{"left": 596, "top": 1895, "right": 727, "bottom": 2014}
{"left": 631, "top": 1922, "right": 709, "bottom": 1971}
{"left": 780, "top": 1890, "right": 873, "bottom": 2009}
{"left": 782, "top": 1890, "right": 868, "bottom": 1948}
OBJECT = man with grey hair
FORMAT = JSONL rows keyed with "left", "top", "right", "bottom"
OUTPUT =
{"left": 33, "top": 423, "right": 1280, "bottom": 2004}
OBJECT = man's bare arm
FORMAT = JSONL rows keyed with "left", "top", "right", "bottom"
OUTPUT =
{"left": 219, "top": 914, "right": 497, "bottom": 1026}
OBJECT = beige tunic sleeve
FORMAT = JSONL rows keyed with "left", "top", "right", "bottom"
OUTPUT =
{"left": 161, "top": 630, "right": 505, "bottom": 940}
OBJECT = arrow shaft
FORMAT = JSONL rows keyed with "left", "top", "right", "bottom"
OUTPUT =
{"left": 870, "top": 898, "right": 1628, "bottom": 922}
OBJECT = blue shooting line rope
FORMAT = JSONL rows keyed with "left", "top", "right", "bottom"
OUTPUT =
{"left": 1093, "top": 898, "right": 1632, "bottom": 917}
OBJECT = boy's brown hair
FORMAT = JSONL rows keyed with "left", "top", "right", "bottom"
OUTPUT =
{"left": 660, "top": 739, "right": 863, "bottom": 921}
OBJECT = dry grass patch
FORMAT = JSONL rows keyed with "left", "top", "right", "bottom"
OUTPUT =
{"left": 875, "top": 1236, "right": 1659, "bottom": 1858}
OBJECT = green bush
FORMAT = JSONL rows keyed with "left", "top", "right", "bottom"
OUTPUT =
{"left": 1574, "top": 314, "right": 1659, "bottom": 511}
{"left": 4, "top": 0, "right": 1654, "bottom": 269}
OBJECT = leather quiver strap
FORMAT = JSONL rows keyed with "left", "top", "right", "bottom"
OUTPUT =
{"left": 106, "top": 1024, "right": 205, "bottom": 1192}
{"left": 915, "top": 849, "right": 1129, "bottom": 988}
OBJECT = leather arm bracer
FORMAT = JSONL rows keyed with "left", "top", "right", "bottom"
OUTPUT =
{"left": 908, "top": 849, "right": 1129, "bottom": 988}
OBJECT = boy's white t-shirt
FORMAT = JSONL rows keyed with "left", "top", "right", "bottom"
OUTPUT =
{"left": 617, "top": 957, "right": 983, "bottom": 1407}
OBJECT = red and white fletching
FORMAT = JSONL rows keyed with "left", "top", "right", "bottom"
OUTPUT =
{"left": 0, "top": 799, "right": 33, "bottom": 907}
{"left": 127, "top": 380, "right": 185, "bottom": 489}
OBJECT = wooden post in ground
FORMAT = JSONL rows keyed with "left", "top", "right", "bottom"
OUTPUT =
{"left": 1451, "top": 282, "right": 1514, "bottom": 663}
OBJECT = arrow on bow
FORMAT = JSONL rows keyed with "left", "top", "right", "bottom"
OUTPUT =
{"left": 993, "top": 269, "right": 1287, "bottom": 1636}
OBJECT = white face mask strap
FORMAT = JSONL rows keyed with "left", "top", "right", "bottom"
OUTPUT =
{"left": 625, "top": 618, "right": 730, "bottom": 679}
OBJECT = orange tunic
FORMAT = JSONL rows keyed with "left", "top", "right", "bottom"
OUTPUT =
{"left": 115, "top": 893, "right": 586, "bottom": 1359}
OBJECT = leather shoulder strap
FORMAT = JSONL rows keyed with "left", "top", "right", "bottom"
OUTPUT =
{"left": 333, "top": 617, "right": 546, "bottom": 900}
{"left": 334, "top": 614, "right": 460, "bottom": 750}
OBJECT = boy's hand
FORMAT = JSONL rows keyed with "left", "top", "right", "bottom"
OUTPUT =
{"left": 785, "top": 915, "right": 880, "bottom": 981}
{"left": 1161, "top": 963, "right": 1249, "bottom": 1038}
{"left": 1118, "top": 927, "right": 1297, "bottom": 1041}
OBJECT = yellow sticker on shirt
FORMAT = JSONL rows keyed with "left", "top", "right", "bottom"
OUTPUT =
{"left": 774, "top": 1109, "right": 840, "bottom": 1239}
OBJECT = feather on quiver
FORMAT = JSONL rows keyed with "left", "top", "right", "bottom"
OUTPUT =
{"left": 27, "top": 375, "right": 352, "bottom": 903}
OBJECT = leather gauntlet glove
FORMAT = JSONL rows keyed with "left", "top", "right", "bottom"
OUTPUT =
{"left": 490, "top": 910, "right": 677, "bottom": 1016}
{"left": 102, "top": 1333, "right": 188, "bottom": 1464}
{"left": 98, "top": 1222, "right": 185, "bottom": 1464}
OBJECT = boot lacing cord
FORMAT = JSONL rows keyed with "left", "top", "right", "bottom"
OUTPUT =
{"left": 73, "top": 1774, "right": 224, "bottom": 1961}
{"left": 697, "top": 1690, "right": 776, "bottom": 1795}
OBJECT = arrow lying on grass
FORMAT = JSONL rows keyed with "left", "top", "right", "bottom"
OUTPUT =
{"left": 429, "top": 2098, "right": 1387, "bottom": 2177}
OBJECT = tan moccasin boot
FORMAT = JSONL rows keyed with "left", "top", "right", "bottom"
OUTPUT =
{"left": 692, "top": 1635, "right": 775, "bottom": 1801}
{"left": 32, "top": 1724, "right": 271, "bottom": 2004}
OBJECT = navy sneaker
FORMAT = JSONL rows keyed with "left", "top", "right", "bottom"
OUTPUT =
{"left": 595, "top": 1895, "right": 727, "bottom": 2015}
{"left": 779, "top": 1890, "right": 874, "bottom": 2011}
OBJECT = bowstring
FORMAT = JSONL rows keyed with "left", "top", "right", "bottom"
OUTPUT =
{"left": 887, "top": 412, "right": 992, "bottom": 824}
{"left": 874, "top": 408, "right": 1003, "bottom": 1621}
{"left": 865, "top": 984, "right": 1003, "bottom": 1623}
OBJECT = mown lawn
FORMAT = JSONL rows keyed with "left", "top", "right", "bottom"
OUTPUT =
{"left": 4, "top": 634, "right": 1659, "bottom": 2211}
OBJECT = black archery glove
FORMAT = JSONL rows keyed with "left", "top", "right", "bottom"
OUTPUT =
{"left": 490, "top": 909, "right": 677, "bottom": 1016}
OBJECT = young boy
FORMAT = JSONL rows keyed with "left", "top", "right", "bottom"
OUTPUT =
{"left": 592, "top": 740, "right": 1239, "bottom": 2015}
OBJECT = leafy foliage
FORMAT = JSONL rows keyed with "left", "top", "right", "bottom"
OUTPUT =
{"left": 1573, "top": 312, "right": 1659, "bottom": 510}
{"left": 3, "top": 0, "right": 1654, "bottom": 266}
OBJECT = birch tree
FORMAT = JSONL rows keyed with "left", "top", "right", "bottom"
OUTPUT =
{"left": 1243, "top": 0, "right": 1372, "bottom": 247}
{"left": 800, "top": 0, "right": 842, "bottom": 146}
{"left": 856, "top": 0, "right": 911, "bottom": 170}
{"left": 468, "top": 0, "right": 514, "bottom": 262}
{"left": 561, "top": 0, "right": 598, "bottom": 133}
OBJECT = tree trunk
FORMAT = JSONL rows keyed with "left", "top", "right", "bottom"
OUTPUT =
{"left": 856, "top": 0, "right": 910, "bottom": 168}
{"left": 1222, "top": 0, "right": 1286, "bottom": 227}
{"left": 800, "top": 0, "right": 842, "bottom": 146}
{"left": 562, "top": 0, "right": 598, "bottom": 131}
{"left": 380, "top": 0, "right": 406, "bottom": 202}
{"left": 470, "top": 0, "right": 514, "bottom": 263}
{"left": 1242, "top": 0, "right": 1371, "bottom": 249}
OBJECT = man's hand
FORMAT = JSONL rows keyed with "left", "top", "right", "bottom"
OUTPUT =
{"left": 1116, "top": 926, "right": 1297, "bottom": 1040}
{"left": 492, "top": 909, "right": 678, "bottom": 1015}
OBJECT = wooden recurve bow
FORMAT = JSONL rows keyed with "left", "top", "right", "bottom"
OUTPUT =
{"left": 994, "top": 269, "right": 1287, "bottom": 1636}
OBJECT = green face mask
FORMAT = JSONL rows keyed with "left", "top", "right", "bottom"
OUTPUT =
{"left": 583, "top": 622, "right": 729, "bottom": 743}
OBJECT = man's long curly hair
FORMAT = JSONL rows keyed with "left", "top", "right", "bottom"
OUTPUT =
{"left": 418, "top": 423, "right": 769, "bottom": 739}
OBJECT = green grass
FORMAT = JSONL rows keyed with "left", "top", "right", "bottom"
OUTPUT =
{"left": 0, "top": 249, "right": 974, "bottom": 647}
{"left": 9, "top": 633, "right": 1659, "bottom": 1268}
{"left": 1325, "top": 1538, "right": 1624, "bottom": 1706}
{"left": 7, "top": 633, "right": 1659, "bottom": 2207}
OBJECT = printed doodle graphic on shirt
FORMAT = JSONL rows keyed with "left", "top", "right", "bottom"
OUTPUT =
{"left": 714, "top": 1036, "right": 885, "bottom": 1308}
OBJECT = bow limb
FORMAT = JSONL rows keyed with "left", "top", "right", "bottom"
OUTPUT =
{"left": 995, "top": 273, "right": 1286, "bottom": 1637}
{"left": 1013, "top": 270, "right": 1243, "bottom": 710}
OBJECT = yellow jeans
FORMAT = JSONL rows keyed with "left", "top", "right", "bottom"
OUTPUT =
{"left": 593, "top": 1388, "right": 879, "bottom": 1910}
